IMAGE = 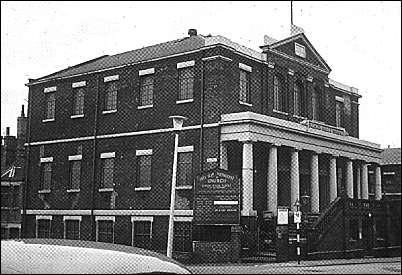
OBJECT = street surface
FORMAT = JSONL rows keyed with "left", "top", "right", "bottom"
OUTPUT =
{"left": 188, "top": 257, "right": 401, "bottom": 274}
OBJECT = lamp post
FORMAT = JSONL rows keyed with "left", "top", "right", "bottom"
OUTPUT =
{"left": 167, "top": 115, "right": 187, "bottom": 258}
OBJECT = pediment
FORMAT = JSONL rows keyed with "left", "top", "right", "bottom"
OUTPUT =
{"left": 265, "top": 33, "right": 331, "bottom": 73}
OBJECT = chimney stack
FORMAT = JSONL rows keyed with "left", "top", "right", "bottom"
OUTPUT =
{"left": 6, "top": 127, "right": 10, "bottom": 136}
{"left": 188, "top": 29, "right": 197, "bottom": 37}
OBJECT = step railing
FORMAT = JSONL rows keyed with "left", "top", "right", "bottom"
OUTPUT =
{"left": 308, "top": 196, "right": 343, "bottom": 251}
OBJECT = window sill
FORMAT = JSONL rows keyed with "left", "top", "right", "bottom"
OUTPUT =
{"left": 42, "top": 118, "right": 55, "bottom": 123}
{"left": 71, "top": 114, "right": 84, "bottom": 119}
{"left": 176, "top": 99, "right": 194, "bottom": 104}
{"left": 134, "top": 187, "right": 152, "bottom": 191}
{"left": 176, "top": 185, "right": 193, "bottom": 190}
{"left": 239, "top": 101, "right": 252, "bottom": 107}
{"left": 293, "top": 115, "right": 307, "bottom": 119}
{"left": 102, "top": 110, "right": 117, "bottom": 114}
{"left": 138, "top": 105, "right": 153, "bottom": 109}
{"left": 38, "top": 189, "right": 51, "bottom": 194}
{"left": 67, "top": 189, "right": 80, "bottom": 193}
{"left": 273, "top": 109, "right": 288, "bottom": 115}
{"left": 98, "top": 188, "right": 114, "bottom": 192}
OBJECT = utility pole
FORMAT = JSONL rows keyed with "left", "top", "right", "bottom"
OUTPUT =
{"left": 294, "top": 198, "right": 302, "bottom": 264}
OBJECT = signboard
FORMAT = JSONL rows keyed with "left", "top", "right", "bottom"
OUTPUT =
{"left": 193, "top": 168, "right": 240, "bottom": 225}
{"left": 277, "top": 207, "right": 289, "bottom": 225}
{"left": 294, "top": 211, "right": 302, "bottom": 223}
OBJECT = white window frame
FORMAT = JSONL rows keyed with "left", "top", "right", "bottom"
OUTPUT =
{"left": 138, "top": 68, "right": 155, "bottom": 76}
{"left": 72, "top": 81, "right": 86, "bottom": 88}
{"left": 104, "top": 75, "right": 119, "bottom": 82}
{"left": 67, "top": 155, "right": 82, "bottom": 192}
{"left": 63, "top": 216, "right": 82, "bottom": 240}
{"left": 177, "top": 60, "right": 195, "bottom": 69}
{"left": 95, "top": 216, "right": 115, "bottom": 243}
{"left": 295, "top": 43, "right": 306, "bottom": 58}
{"left": 131, "top": 216, "right": 153, "bottom": 247}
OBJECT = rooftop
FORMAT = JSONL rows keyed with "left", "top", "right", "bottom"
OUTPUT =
{"left": 26, "top": 30, "right": 356, "bottom": 96}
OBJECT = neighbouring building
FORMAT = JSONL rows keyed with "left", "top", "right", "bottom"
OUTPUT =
{"left": 374, "top": 147, "right": 401, "bottom": 199}
{"left": 1, "top": 106, "right": 27, "bottom": 239}
{"left": 22, "top": 28, "right": 400, "bottom": 262}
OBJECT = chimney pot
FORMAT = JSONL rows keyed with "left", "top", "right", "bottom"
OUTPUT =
{"left": 6, "top": 127, "right": 10, "bottom": 136}
{"left": 188, "top": 29, "right": 197, "bottom": 37}
{"left": 21, "top": 105, "right": 25, "bottom": 117}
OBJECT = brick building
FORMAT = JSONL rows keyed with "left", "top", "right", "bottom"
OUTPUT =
{"left": 1, "top": 106, "right": 27, "bottom": 239}
{"left": 22, "top": 29, "right": 391, "bottom": 260}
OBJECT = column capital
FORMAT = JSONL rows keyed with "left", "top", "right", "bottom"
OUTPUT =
{"left": 288, "top": 69, "right": 295, "bottom": 76}
{"left": 268, "top": 61, "right": 275, "bottom": 69}
{"left": 291, "top": 147, "right": 302, "bottom": 152}
{"left": 270, "top": 142, "right": 281, "bottom": 147}
{"left": 310, "top": 150, "right": 322, "bottom": 155}
{"left": 240, "top": 139, "right": 256, "bottom": 144}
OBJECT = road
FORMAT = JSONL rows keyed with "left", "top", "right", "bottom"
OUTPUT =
{"left": 188, "top": 257, "right": 401, "bottom": 274}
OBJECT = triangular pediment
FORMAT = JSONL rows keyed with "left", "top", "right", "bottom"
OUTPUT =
{"left": 265, "top": 33, "right": 331, "bottom": 73}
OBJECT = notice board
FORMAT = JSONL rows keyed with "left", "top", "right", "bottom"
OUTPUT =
{"left": 193, "top": 168, "right": 240, "bottom": 225}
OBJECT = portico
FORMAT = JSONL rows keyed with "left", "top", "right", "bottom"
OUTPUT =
{"left": 219, "top": 112, "right": 383, "bottom": 217}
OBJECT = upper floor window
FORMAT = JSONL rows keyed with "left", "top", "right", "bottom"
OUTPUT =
{"left": 239, "top": 70, "right": 250, "bottom": 104}
{"left": 72, "top": 87, "right": 85, "bottom": 116}
{"left": 178, "top": 67, "right": 194, "bottom": 101}
{"left": 335, "top": 99, "right": 344, "bottom": 128}
{"left": 295, "top": 43, "right": 306, "bottom": 58}
{"left": 69, "top": 159, "right": 81, "bottom": 190}
{"left": 312, "top": 86, "right": 321, "bottom": 121}
{"left": 1, "top": 186, "right": 10, "bottom": 207}
{"left": 40, "top": 162, "right": 52, "bottom": 191}
{"left": 44, "top": 93, "right": 56, "bottom": 120}
{"left": 139, "top": 75, "right": 154, "bottom": 107}
{"left": 104, "top": 81, "right": 118, "bottom": 111}
{"left": 273, "top": 74, "right": 287, "bottom": 112}
{"left": 100, "top": 153, "right": 115, "bottom": 189}
{"left": 177, "top": 148, "right": 193, "bottom": 187}
{"left": 294, "top": 80, "right": 306, "bottom": 117}
{"left": 136, "top": 150, "right": 152, "bottom": 189}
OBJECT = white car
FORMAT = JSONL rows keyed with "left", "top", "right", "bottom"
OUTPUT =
{"left": 1, "top": 239, "right": 192, "bottom": 274}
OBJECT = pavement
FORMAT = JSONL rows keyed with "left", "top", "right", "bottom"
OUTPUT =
{"left": 188, "top": 256, "right": 402, "bottom": 274}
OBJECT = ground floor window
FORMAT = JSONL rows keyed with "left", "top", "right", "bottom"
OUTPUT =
{"left": 133, "top": 220, "right": 152, "bottom": 250}
{"left": 174, "top": 222, "right": 192, "bottom": 252}
{"left": 37, "top": 219, "right": 51, "bottom": 238}
{"left": 65, "top": 219, "right": 80, "bottom": 240}
{"left": 97, "top": 219, "right": 114, "bottom": 243}
{"left": 9, "top": 227, "right": 20, "bottom": 239}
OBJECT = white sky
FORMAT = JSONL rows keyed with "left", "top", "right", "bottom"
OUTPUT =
{"left": 1, "top": 1, "right": 401, "bottom": 148}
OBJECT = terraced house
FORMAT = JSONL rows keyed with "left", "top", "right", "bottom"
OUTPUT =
{"left": 22, "top": 29, "right": 400, "bottom": 261}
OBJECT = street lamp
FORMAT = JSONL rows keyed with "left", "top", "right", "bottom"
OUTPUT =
{"left": 167, "top": 115, "right": 187, "bottom": 258}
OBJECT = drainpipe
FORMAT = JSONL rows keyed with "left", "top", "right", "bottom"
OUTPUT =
{"left": 21, "top": 93, "right": 32, "bottom": 237}
{"left": 90, "top": 76, "right": 101, "bottom": 240}
{"left": 199, "top": 59, "right": 205, "bottom": 172}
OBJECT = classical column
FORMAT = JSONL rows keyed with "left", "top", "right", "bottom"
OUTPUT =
{"left": 242, "top": 141, "right": 254, "bottom": 216}
{"left": 356, "top": 165, "right": 361, "bottom": 199}
{"left": 375, "top": 165, "right": 382, "bottom": 200}
{"left": 310, "top": 152, "right": 320, "bottom": 213}
{"left": 361, "top": 163, "right": 369, "bottom": 199}
{"left": 267, "top": 144, "right": 278, "bottom": 213}
{"left": 290, "top": 148, "right": 300, "bottom": 212}
{"left": 329, "top": 156, "right": 337, "bottom": 202}
{"left": 220, "top": 142, "right": 228, "bottom": 170}
{"left": 346, "top": 159, "right": 354, "bottom": 199}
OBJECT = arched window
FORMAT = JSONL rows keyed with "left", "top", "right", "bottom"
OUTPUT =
{"left": 312, "top": 86, "right": 321, "bottom": 121}
{"left": 274, "top": 74, "right": 286, "bottom": 112}
{"left": 294, "top": 80, "right": 304, "bottom": 117}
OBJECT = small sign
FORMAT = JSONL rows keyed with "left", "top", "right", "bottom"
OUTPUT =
{"left": 294, "top": 211, "right": 302, "bottom": 223}
{"left": 277, "top": 208, "right": 289, "bottom": 225}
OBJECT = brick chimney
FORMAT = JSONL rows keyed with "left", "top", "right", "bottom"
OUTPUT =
{"left": 16, "top": 105, "right": 27, "bottom": 162}
{"left": 188, "top": 29, "right": 197, "bottom": 37}
{"left": 1, "top": 126, "right": 17, "bottom": 171}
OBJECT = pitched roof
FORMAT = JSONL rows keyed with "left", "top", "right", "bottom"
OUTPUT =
{"left": 27, "top": 34, "right": 263, "bottom": 86}
{"left": 264, "top": 32, "right": 331, "bottom": 72}
{"left": 1, "top": 164, "right": 24, "bottom": 182}
{"left": 381, "top": 148, "right": 401, "bottom": 165}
